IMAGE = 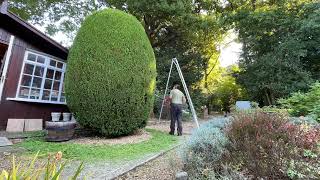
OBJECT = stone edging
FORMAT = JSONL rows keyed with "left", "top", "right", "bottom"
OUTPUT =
{"left": 108, "top": 144, "right": 180, "bottom": 180}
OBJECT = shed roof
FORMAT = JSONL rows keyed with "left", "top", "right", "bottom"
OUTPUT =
{"left": 0, "top": 0, "right": 68, "bottom": 58}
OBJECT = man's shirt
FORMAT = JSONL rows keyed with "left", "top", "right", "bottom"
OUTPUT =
{"left": 170, "top": 89, "right": 185, "bottom": 104}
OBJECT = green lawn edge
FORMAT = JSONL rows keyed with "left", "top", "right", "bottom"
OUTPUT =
{"left": 15, "top": 129, "right": 178, "bottom": 162}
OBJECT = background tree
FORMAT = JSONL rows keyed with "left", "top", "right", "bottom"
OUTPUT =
{"left": 232, "top": 1, "right": 319, "bottom": 105}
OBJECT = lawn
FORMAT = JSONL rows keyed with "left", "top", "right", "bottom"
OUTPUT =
{"left": 15, "top": 129, "right": 178, "bottom": 162}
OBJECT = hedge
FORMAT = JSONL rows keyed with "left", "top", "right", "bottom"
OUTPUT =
{"left": 65, "top": 9, "right": 157, "bottom": 137}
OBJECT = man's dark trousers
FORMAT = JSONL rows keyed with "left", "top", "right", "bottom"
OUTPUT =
{"left": 170, "top": 103, "right": 183, "bottom": 135}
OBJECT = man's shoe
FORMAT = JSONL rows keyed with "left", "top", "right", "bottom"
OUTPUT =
{"left": 177, "top": 133, "right": 182, "bottom": 136}
{"left": 169, "top": 132, "right": 174, "bottom": 135}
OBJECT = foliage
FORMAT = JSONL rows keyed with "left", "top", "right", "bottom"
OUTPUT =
{"left": 225, "top": 112, "right": 320, "bottom": 179}
{"left": 180, "top": 121, "right": 229, "bottom": 179}
{"left": 8, "top": 0, "right": 225, "bottom": 110}
{"left": 181, "top": 112, "right": 320, "bottom": 179}
{"left": 0, "top": 151, "right": 84, "bottom": 180}
{"left": 17, "top": 129, "right": 177, "bottom": 162}
{"left": 289, "top": 116, "right": 319, "bottom": 126}
{"left": 235, "top": 1, "right": 320, "bottom": 105}
{"left": 65, "top": 9, "right": 156, "bottom": 137}
{"left": 279, "top": 82, "right": 320, "bottom": 121}
{"left": 182, "top": 109, "right": 192, "bottom": 121}
{"left": 205, "top": 117, "right": 231, "bottom": 129}
{"left": 197, "top": 64, "right": 247, "bottom": 112}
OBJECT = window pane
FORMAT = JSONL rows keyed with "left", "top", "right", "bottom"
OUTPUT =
{"left": 54, "top": 71, "right": 62, "bottom": 80}
{"left": 24, "top": 64, "right": 34, "bottom": 75}
{"left": 27, "top": 53, "right": 36, "bottom": 61}
{"left": 50, "top": 60, "right": 56, "bottom": 67}
{"left": 37, "top": 56, "right": 45, "bottom": 64}
{"left": 50, "top": 91, "right": 59, "bottom": 101}
{"left": 34, "top": 66, "right": 44, "bottom": 77}
{"left": 46, "top": 69, "right": 54, "bottom": 79}
{"left": 57, "top": 62, "right": 63, "bottom": 69}
{"left": 18, "top": 87, "right": 30, "bottom": 98}
{"left": 53, "top": 81, "right": 60, "bottom": 90}
{"left": 44, "top": 79, "right": 53, "bottom": 89}
{"left": 21, "top": 75, "right": 32, "bottom": 86}
{"left": 30, "top": 89, "right": 40, "bottom": 99}
{"left": 42, "top": 90, "right": 50, "bottom": 100}
{"left": 60, "top": 93, "right": 66, "bottom": 102}
{"left": 32, "top": 77, "right": 42, "bottom": 88}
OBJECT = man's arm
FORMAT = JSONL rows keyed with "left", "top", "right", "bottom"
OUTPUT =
{"left": 182, "top": 95, "right": 186, "bottom": 104}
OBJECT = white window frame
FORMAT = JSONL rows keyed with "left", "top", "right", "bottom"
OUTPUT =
{"left": 7, "top": 49, "right": 67, "bottom": 105}
{"left": 0, "top": 35, "right": 15, "bottom": 101}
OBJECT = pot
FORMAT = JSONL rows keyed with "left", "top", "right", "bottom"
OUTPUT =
{"left": 71, "top": 114, "right": 77, "bottom": 122}
{"left": 63, "top": 113, "right": 71, "bottom": 121}
{"left": 51, "top": 112, "right": 61, "bottom": 122}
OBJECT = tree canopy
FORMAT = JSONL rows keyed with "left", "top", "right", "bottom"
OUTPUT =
{"left": 8, "top": 0, "right": 320, "bottom": 108}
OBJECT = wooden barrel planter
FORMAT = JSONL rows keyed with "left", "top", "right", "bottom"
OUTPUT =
{"left": 45, "top": 121, "right": 77, "bottom": 142}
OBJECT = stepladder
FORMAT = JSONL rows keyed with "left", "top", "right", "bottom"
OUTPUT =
{"left": 158, "top": 58, "right": 199, "bottom": 128}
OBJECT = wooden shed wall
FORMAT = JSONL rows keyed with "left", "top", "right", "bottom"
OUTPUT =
{"left": 0, "top": 27, "right": 69, "bottom": 130}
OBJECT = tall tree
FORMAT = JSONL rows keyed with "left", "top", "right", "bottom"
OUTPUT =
{"left": 8, "top": 0, "right": 225, "bottom": 102}
{"left": 233, "top": 1, "right": 319, "bottom": 105}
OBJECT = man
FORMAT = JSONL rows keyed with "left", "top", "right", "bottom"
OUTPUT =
{"left": 169, "top": 84, "right": 186, "bottom": 136}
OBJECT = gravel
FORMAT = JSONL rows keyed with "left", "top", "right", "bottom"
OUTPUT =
{"left": 116, "top": 149, "right": 184, "bottom": 180}
{"left": 69, "top": 129, "right": 151, "bottom": 145}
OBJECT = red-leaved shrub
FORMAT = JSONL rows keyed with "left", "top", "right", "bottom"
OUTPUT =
{"left": 225, "top": 112, "right": 320, "bottom": 179}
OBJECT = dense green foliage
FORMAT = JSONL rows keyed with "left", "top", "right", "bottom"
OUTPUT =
{"left": 65, "top": 9, "right": 156, "bottom": 136}
{"left": 17, "top": 129, "right": 177, "bottom": 161}
{"left": 279, "top": 82, "right": 320, "bottom": 121}
{"left": 235, "top": 1, "right": 320, "bottom": 105}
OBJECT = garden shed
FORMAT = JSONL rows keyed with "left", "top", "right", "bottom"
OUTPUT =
{"left": 0, "top": 0, "right": 69, "bottom": 130}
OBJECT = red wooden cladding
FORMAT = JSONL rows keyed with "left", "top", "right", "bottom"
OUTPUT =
{"left": 0, "top": 27, "right": 69, "bottom": 130}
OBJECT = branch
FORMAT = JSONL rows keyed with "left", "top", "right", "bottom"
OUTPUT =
{"left": 206, "top": 54, "right": 220, "bottom": 77}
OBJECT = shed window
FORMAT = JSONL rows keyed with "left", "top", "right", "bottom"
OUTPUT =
{"left": 15, "top": 50, "right": 66, "bottom": 104}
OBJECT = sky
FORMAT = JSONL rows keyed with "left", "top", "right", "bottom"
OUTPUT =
{"left": 219, "top": 32, "right": 242, "bottom": 67}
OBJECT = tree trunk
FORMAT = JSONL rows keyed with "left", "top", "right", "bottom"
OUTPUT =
{"left": 265, "top": 89, "right": 271, "bottom": 106}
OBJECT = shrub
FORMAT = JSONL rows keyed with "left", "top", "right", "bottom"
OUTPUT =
{"left": 226, "top": 112, "right": 320, "bottom": 179}
{"left": 65, "top": 9, "right": 157, "bottom": 136}
{"left": 206, "top": 117, "right": 232, "bottom": 129}
{"left": 279, "top": 82, "right": 320, "bottom": 121}
{"left": 289, "top": 116, "right": 318, "bottom": 126}
{"left": 180, "top": 121, "right": 229, "bottom": 179}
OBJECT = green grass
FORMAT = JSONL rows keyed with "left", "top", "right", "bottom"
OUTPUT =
{"left": 15, "top": 129, "right": 178, "bottom": 162}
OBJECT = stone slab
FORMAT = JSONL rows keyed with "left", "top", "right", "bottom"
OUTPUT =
{"left": 24, "top": 119, "right": 43, "bottom": 131}
{"left": 6, "top": 119, "right": 24, "bottom": 132}
{"left": 0, "top": 137, "right": 13, "bottom": 147}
